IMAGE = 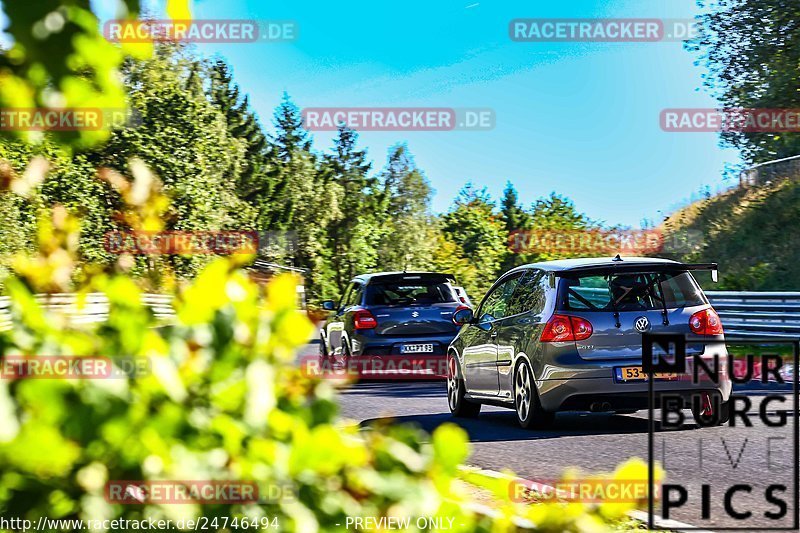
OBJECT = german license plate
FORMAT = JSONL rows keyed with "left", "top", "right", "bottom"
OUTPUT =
{"left": 615, "top": 366, "right": 677, "bottom": 382}
{"left": 401, "top": 344, "right": 434, "bottom": 354}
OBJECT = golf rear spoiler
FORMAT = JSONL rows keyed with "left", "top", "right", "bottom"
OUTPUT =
{"left": 549, "top": 262, "right": 719, "bottom": 283}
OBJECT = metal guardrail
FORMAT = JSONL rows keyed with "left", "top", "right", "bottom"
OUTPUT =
{"left": 0, "top": 291, "right": 795, "bottom": 339}
{"left": 706, "top": 291, "right": 800, "bottom": 339}
{"left": 0, "top": 293, "right": 175, "bottom": 330}
{"left": 739, "top": 154, "right": 800, "bottom": 189}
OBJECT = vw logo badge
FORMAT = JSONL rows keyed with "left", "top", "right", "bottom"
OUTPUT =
{"left": 411, "top": 311, "right": 419, "bottom": 318}
{"left": 634, "top": 316, "right": 650, "bottom": 333}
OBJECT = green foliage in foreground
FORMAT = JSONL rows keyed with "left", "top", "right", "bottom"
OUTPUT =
{"left": 0, "top": 181, "right": 650, "bottom": 532}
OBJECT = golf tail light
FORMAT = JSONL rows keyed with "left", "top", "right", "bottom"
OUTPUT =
{"left": 570, "top": 316, "right": 593, "bottom": 341}
{"left": 540, "top": 314, "right": 593, "bottom": 342}
{"left": 689, "top": 308, "right": 723, "bottom": 336}
{"left": 354, "top": 309, "right": 377, "bottom": 330}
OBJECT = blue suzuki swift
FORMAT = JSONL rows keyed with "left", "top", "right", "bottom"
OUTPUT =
{"left": 319, "top": 272, "right": 470, "bottom": 376}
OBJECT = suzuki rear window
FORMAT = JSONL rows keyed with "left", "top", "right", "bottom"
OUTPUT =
{"left": 558, "top": 271, "right": 707, "bottom": 311}
{"left": 366, "top": 281, "right": 456, "bottom": 306}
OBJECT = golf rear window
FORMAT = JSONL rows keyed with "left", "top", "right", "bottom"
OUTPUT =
{"left": 558, "top": 271, "right": 707, "bottom": 311}
{"left": 366, "top": 280, "right": 456, "bottom": 306}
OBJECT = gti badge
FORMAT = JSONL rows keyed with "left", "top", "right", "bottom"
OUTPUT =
{"left": 634, "top": 316, "right": 650, "bottom": 333}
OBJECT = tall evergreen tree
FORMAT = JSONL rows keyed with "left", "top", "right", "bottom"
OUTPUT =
{"left": 258, "top": 95, "right": 337, "bottom": 288}
{"left": 324, "top": 125, "right": 384, "bottom": 293}
{"left": 500, "top": 181, "right": 530, "bottom": 233}
{"left": 499, "top": 182, "right": 530, "bottom": 270}
{"left": 272, "top": 92, "right": 312, "bottom": 163}
{"left": 207, "top": 60, "right": 276, "bottom": 210}
{"left": 255, "top": 93, "right": 315, "bottom": 231}
{"left": 528, "top": 193, "right": 590, "bottom": 230}
{"left": 379, "top": 144, "right": 435, "bottom": 271}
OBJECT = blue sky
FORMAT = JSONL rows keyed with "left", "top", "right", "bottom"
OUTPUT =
{"left": 7, "top": 0, "right": 741, "bottom": 227}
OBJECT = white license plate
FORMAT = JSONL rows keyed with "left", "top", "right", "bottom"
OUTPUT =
{"left": 401, "top": 344, "right": 434, "bottom": 354}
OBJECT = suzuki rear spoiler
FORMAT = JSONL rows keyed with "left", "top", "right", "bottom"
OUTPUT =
{"left": 371, "top": 272, "right": 456, "bottom": 284}
{"left": 550, "top": 262, "right": 718, "bottom": 284}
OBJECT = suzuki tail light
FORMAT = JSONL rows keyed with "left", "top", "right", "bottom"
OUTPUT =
{"left": 353, "top": 309, "right": 378, "bottom": 330}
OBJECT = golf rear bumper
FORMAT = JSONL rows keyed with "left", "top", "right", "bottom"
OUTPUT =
{"left": 537, "top": 372, "right": 732, "bottom": 412}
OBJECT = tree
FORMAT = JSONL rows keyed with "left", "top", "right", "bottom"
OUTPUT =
{"left": 429, "top": 229, "right": 479, "bottom": 297}
{"left": 90, "top": 45, "right": 256, "bottom": 280}
{"left": 499, "top": 182, "right": 531, "bottom": 270}
{"left": 378, "top": 145, "right": 436, "bottom": 271}
{"left": 500, "top": 181, "right": 530, "bottom": 234}
{"left": 323, "top": 125, "right": 384, "bottom": 294}
{"left": 528, "top": 192, "right": 591, "bottom": 230}
{"left": 250, "top": 95, "right": 341, "bottom": 298}
{"left": 518, "top": 192, "right": 595, "bottom": 262}
{"left": 207, "top": 59, "right": 275, "bottom": 206}
{"left": 277, "top": 149, "right": 340, "bottom": 298}
{"left": 256, "top": 94, "right": 314, "bottom": 231}
{"left": 272, "top": 92, "right": 312, "bottom": 163}
{"left": 440, "top": 184, "right": 507, "bottom": 298}
{"left": 690, "top": 0, "right": 800, "bottom": 163}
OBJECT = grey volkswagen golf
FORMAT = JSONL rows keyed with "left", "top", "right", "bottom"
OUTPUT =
{"left": 446, "top": 257, "right": 732, "bottom": 429}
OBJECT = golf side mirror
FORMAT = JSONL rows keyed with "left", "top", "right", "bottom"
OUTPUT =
{"left": 452, "top": 307, "right": 474, "bottom": 325}
{"left": 321, "top": 300, "right": 336, "bottom": 311}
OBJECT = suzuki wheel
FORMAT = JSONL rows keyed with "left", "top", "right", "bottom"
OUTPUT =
{"left": 319, "top": 332, "right": 328, "bottom": 357}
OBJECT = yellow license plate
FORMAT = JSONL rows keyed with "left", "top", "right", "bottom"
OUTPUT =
{"left": 616, "top": 366, "right": 677, "bottom": 382}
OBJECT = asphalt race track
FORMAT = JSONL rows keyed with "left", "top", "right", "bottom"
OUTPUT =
{"left": 301, "top": 342, "right": 798, "bottom": 530}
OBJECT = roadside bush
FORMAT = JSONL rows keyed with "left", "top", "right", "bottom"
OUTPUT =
{"left": 0, "top": 174, "right": 651, "bottom": 532}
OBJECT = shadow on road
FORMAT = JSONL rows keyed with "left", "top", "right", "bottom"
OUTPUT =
{"left": 360, "top": 405, "right": 698, "bottom": 443}
{"left": 339, "top": 381, "right": 699, "bottom": 442}
{"left": 340, "top": 381, "right": 447, "bottom": 398}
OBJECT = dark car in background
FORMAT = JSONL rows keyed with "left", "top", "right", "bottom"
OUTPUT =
{"left": 446, "top": 257, "right": 732, "bottom": 428}
{"left": 320, "top": 272, "right": 469, "bottom": 377}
